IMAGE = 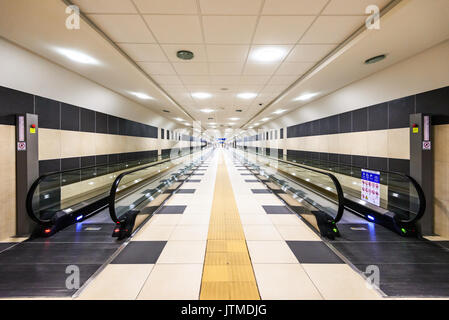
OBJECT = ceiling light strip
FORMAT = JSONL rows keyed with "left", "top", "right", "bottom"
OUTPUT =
{"left": 241, "top": 0, "right": 403, "bottom": 129}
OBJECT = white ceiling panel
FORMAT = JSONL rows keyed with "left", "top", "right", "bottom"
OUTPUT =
{"left": 151, "top": 75, "right": 183, "bottom": 85}
{"left": 199, "top": 0, "right": 263, "bottom": 15}
{"left": 134, "top": 0, "right": 198, "bottom": 14}
{"left": 206, "top": 45, "right": 250, "bottom": 62}
{"left": 300, "top": 16, "right": 366, "bottom": 44}
{"left": 202, "top": 16, "right": 258, "bottom": 44}
{"left": 286, "top": 44, "right": 336, "bottom": 62}
{"left": 262, "top": 0, "right": 328, "bottom": 15}
{"left": 268, "top": 75, "right": 298, "bottom": 85}
{"left": 323, "top": 0, "right": 391, "bottom": 15}
{"left": 88, "top": 14, "right": 155, "bottom": 43}
{"left": 172, "top": 62, "right": 209, "bottom": 75}
{"left": 144, "top": 15, "right": 203, "bottom": 43}
{"left": 73, "top": 0, "right": 137, "bottom": 13}
{"left": 209, "top": 63, "right": 244, "bottom": 75}
{"left": 240, "top": 75, "right": 271, "bottom": 85}
{"left": 119, "top": 43, "right": 167, "bottom": 62}
{"left": 139, "top": 62, "right": 176, "bottom": 75}
{"left": 209, "top": 76, "right": 242, "bottom": 85}
{"left": 253, "top": 16, "right": 315, "bottom": 44}
{"left": 276, "top": 62, "right": 315, "bottom": 75}
{"left": 180, "top": 75, "right": 211, "bottom": 85}
{"left": 243, "top": 63, "right": 280, "bottom": 76}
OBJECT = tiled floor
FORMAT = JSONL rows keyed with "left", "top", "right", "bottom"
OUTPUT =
{"left": 76, "top": 149, "right": 383, "bottom": 300}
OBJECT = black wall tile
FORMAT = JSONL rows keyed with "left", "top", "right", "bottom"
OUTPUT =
{"left": 388, "top": 158, "right": 410, "bottom": 175}
{"left": 329, "top": 153, "right": 339, "bottom": 164}
{"left": 416, "top": 86, "right": 449, "bottom": 125}
{"left": 319, "top": 117, "right": 330, "bottom": 135}
{"left": 368, "top": 157, "right": 388, "bottom": 172}
{"left": 161, "top": 128, "right": 165, "bottom": 140}
{"left": 35, "top": 96, "right": 60, "bottom": 129}
{"left": 368, "top": 103, "right": 388, "bottom": 131}
{"left": 96, "top": 155, "right": 108, "bottom": 166}
{"left": 108, "top": 154, "right": 119, "bottom": 164}
{"left": 108, "top": 115, "right": 119, "bottom": 135}
{"left": 61, "top": 103, "right": 80, "bottom": 131}
{"left": 388, "top": 96, "right": 415, "bottom": 129}
{"left": 311, "top": 120, "right": 320, "bottom": 136}
{"left": 352, "top": 108, "right": 368, "bottom": 132}
{"left": 339, "top": 154, "right": 351, "bottom": 165}
{"left": 0, "top": 86, "right": 34, "bottom": 125}
{"left": 80, "top": 108, "right": 95, "bottom": 133}
{"left": 352, "top": 155, "right": 367, "bottom": 168}
{"left": 81, "top": 156, "right": 95, "bottom": 168}
{"left": 39, "top": 159, "right": 61, "bottom": 176}
{"left": 339, "top": 112, "right": 352, "bottom": 133}
{"left": 328, "top": 115, "right": 339, "bottom": 134}
{"left": 61, "top": 157, "right": 80, "bottom": 171}
{"left": 280, "top": 128, "right": 284, "bottom": 139}
{"left": 95, "top": 112, "right": 108, "bottom": 134}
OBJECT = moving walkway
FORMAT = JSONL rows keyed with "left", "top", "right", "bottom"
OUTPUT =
{"left": 232, "top": 148, "right": 425, "bottom": 238}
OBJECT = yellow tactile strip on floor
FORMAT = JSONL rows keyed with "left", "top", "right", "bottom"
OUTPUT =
{"left": 200, "top": 154, "right": 260, "bottom": 300}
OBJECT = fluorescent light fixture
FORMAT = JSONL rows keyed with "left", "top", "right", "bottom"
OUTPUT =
{"left": 254, "top": 123, "right": 260, "bottom": 126}
{"left": 229, "top": 123, "right": 235, "bottom": 125}
{"left": 56, "top": 48, "right": 99, "bottom": 65}
{"left": 261, "top": 117, "right": 270, "bottom": 122}
{"left": 251, "top": 47, "right": 286, "bottom": 62}
{"left": 192, "top": 92, "right": 212, "bottom": 99}
{"left": 200, "top": 109, "right": 214, "bottom": 113}
{"left": 229, "top": 117, "right": 240, "bottom": 121}
{"left": 129, "top": 92, "right": 153, "bottom": 100}
{"left": 248, "top": 126, "right": 254, "bottom": 129}
{"left": 273, "top": 109, "right": 286, "bottom": 115}
{"left": 237, "top": 92, "right": 257, "bottom": 99}
{"left": 295, "top": 92, "right": 319, "bottom": 101}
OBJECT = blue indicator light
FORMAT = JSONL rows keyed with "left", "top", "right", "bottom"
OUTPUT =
{"left": 76, "top": 215, "right": 83, "bottom": 221}
{"left": 367, "top": 215, "right": 375, "bottom": 221}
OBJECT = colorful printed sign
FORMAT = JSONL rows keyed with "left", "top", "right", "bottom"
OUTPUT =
{"left": 361, "top": 169, "right": 380, "bottom": 206}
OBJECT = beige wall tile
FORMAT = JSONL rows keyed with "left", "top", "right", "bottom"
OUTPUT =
{"left": 434, "top": 125, "right": 449, "bottom": 162}
{"left": 367, "top": 130, "right": 388, "bottom": 158}
{"left": 388, "top": 128, "right": 410, "bottom": 159}
{"left": 38, "top": 128, "right": 61, "bottom": 160}
{"left": 0, "top": 125, "right": 16, "bottom": 240}
{"left": 350, "top": 131, "right": 368, "bottom": 156}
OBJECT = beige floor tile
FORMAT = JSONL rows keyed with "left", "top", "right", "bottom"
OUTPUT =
{"left": 78, "top": 264, "right": 154, "bottom": 300}
{"left": 240, "top": 214, "right": 273, "bottom": 225}
{"left": 166, "top": 194, "right": 194, "bottom": 205}
{"left": 253, "top": 264, "right": 323, "bottom": 300}
{"left": 169, "top": 225, "right": 209, "bottom": 240}
{"left": 236, "top": 201, "right": 265, "bottom": 214}
{"left": 132, "top": 225, "right": 175, "bottom": 241}
{"left": 269, "top": 214, "right": 305, "bottom": 226}
{"left": 275, "top": 225, "right": 322, "bottom": 241}
{"left": 253, "top": 194, "right": 284, "bottom": 205}
{"left": 247, "top": 241, "right": 298, "bottom": 263}
{"left": 148, "top": 214, "right": 182, "bottom": 226}
{"left": 137, "top": 264, "right": 203, "bottom": 300}
{"left": 243, "top": 225, "right": 283, "bottom": 240}
{"left": 184, "top": 204, "right": 212, "bottom": 215}
{"left": 302, "top": 264, "right": 382, "bottom": 300}
{"left": 178, "top": 214, "right": 210, "bottom": 225}
{"left": 157, "top": 241, "right": 206, "bottom": 263}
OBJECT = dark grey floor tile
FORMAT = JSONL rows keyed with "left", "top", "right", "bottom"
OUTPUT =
{"left": 251, "top": 189, "right": 272, "bottom": 194}
{"left": 332, "top": 223, "right": 420, "bottom": 242}
{"left": 241, "top": 173, "right": 254, "bottom": 176}
{"left": 0, "top": 243, "right": 15, "bottom": 253}
{"left": 354, "top": 263, "right": 449, "bottom": 297}
{"left": 435, "top": 241, "right": 449, "bottom": 250}
{"left": 331, "top": 241, "right": 449, "bottom": 264}
{"left": 262, "top": 205, "right": 293, "bottom": 214}
{"left": 186, "top": 179, "right": 201, "bottom": 183}
{"left": 0, "top": 263, "right": 101, "bottom": 298}
{"left": 176, "top": 189, "right": 196, "bottom": 194}
{"left": 0, "top": 242, "right": 119, "bottom": 265}
{"left": 157, "top": 205, "right": 187, "bottom": 214}
{"left": 287, "top": 241, "right": 343, "bottom": 264}
{"left": 192, "top": 173, "right": 205, "bottom": 176}
{"left": 245, "top": 179, "right": 260, "bottom": 183}
{"left": 32, "top": 224, "right": 118, "bottom": 243}
{"left": 111, "top": 241, "right": 166, "bottom": 264}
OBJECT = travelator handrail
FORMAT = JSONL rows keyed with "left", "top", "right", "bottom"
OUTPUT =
{"left": 26, "top": 152, "right": 187, "bottom": 226}
{"left": 241, "top": 148, "right": 426, "bottom": 225}
{"left": 234, "top": 149, "right": 346, "bottom": 223}
{"left": 108, "top": 149, "right": 209, "bottom": 224}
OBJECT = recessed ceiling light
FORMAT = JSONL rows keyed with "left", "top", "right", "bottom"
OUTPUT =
{"left": 273, "top": 109, "right": 286, "bottom": 115}
{"left": 209, "top": 122, "right": 217, "bottom": 125}
{"left": 229, "top": 123, "right": 235, "bottom": 126}
{"left": 261, "top": 118, "right": 270, "bottom": 122}
{"left": 200, "top": 109, "right": 214, "bottom": 113}
{"left": 251, "top": 47, "right": 286, "bottom": 63}
{"left": 249, "top": 126, "right": 254, "bottom": 129}
{"left": 192, "top": 92, "right": 212, "bottom": 99}
{"left": 229, "top": 117, "right": 240, "bottom": 121}
{"left": 55, "top": 48, "right": 99, "bottom": 65}
{"left": 254, "top": 123, "right": 260, "bottom": 126}
{"left": 237, "top": 92, "right": 257, "bottom": 99}
{"left": 129, "top": 92, "right": 154, "bottom": 100}
{"left": 177, "top": 50, "right": 194, "bottom": 60}
{"left": 174, "top": 117, "right": 184, "bottom": 122}
{"left": 235, "top": 109, "right": 243, "bottom": 112}
{"left": 294, "top": 92, "right": 319, "bottom": 101}
{"left": 162, "top": 109, "right": 170, "bottom": 113}
{"left": 365, "top": 54, "right": 386, "bottom": 64}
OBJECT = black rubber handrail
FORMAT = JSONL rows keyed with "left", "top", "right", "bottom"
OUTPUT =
{"left": 108, "top": 151, "right": 206, "bottom": 223}
{"left": 245, "top": 149, "right": 426, "bottom": 224}
{"left": 235, "top": 150, "right": 346, "bottom": 223}
{"left": 26, "top": 155, "right": 165, "bottom": 225}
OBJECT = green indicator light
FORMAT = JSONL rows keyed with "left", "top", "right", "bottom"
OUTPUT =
{"left": 401, "top": 228, "right": 407, "bottom": 234}
{"left": 333, "top": 228, "right": 338, "bottom": 233}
